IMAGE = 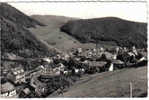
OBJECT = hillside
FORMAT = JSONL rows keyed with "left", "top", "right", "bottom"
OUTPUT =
{"left": 1, "top": 16, "right": 52, "bottom": 58}
{"left": 56, "top": 67, "right": 147, "bottom": 97}
{"left": 0, "top": 3, "right": 44, "bottom": 28}
{"left": 30, "top": 15, "right": 86, "bottom": 51}
{"left": 0, "top": 3, "right": 57, "bottom": 58}
{"left": 61, "top": 17, "right": 147, "bottom": 48}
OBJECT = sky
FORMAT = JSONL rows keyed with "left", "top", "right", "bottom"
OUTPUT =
{"left": 5, "top": 1, "right": 147, "bottom": 22}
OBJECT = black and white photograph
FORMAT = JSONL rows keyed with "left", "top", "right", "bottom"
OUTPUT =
{"left": 0, "top": 0, "right": 148, "bottom": 98}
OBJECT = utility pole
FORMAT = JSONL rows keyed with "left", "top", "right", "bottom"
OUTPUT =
{"left": 130, "top": 82, "right": 133, "bottom": 98}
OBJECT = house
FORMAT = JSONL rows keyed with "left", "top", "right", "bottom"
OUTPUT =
{"left": 87, "top": 61, "right": 107, "bottom": 73}
{"left": 30, "top": 70, "right": 59, "bottom": 96}
{"left": 40, "top": 65, "right": 53, "bottom": 75}
{"left": 35, "top": 63, "right": 63, "bottom": 78}
{"left": 132, "top": 46, "right": 138, "bottom": 56}
{"left": 7, "top": 67, "right": 25, "bottom": 84}
{"left": 109, "top": 59, "right": 125, "bottom": 70}
{"left": 30, "top": 75, "right": 48, "bottom": 96}
{"left": 42, "top": 57, "right": 53, "bottom": 64}
{"left": 77, "top": 48, "right": 83, "bottom": 54}
{"left": 52, "top": 67, "right": 61, "bottom": 76}
{"left": 88, "top": 61, "right": 107, "bottom": 68}
{"left": 112, "top": 59, "right": 124, "bottom": 64}
{"left": 0, "top": 80, "right": 18, "bottom": 98}
{"left": 22, "top": 88, "right": 31, "bottom": 96}
{"left": 3, "top": 53, "right": 20, "bottom": 60}
{"left": 19, "top": 87, "right": 31, "bottom": 98}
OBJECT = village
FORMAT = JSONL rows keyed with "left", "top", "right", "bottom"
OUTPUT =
{"left": 0, "top": 46, "right": 147, "bottom": 98}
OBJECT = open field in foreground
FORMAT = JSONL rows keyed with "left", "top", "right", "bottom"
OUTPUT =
{"left": 56, "top": 67, "right": 147, "bottom": 97}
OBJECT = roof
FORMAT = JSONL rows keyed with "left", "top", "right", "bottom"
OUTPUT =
{"left": 23, "top": 88, "right": 31, "bottom": 94}
{"left": 104, "top": 52, "right": 115, "bottom": 60}
{"left": 140, "top": 52, "right": 147, "bottom": 58}
{"left": 11, "top": 67, "right": 24, "bottom": 75}
{"left": 112, "top": 60, "right": 124, "bottom": 64}
{"left": 1, "top": 82, "right": 15, "bottom": 93}
{"left": 88, "top": 61, "right": 107, "bottom": 67}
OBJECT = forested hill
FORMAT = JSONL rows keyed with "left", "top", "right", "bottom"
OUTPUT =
{"left": 0, "top": 3, "right": 44, "bottom": 28}
{"left": 0, "top": 3, "right": 57, "bottom": 58}
{"left": 61, "top": 17, "right": 147, "bottom": 48}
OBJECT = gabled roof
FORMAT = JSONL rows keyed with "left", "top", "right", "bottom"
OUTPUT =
{"left": 88, "top": 61, "right": 107, "bottom": 67}
{"left": 111, "top": 59, "right": 124, "bottom": 64}
{"left": 11, "top": 67, "right": 24, "bottom": 75}
{"left": 1, "top": 82, "right": 15, "bottom": 93}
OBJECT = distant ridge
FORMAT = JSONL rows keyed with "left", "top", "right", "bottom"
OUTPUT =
{"left": 31, "top": 15, "right": 78, "bottom": 26}
{"left": 61, "top": 17, "right": 147, "bottom": 48}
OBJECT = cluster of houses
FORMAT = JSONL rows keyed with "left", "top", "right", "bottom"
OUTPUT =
{"left": 0, "top": 46, "right": 147, "bottom": 98}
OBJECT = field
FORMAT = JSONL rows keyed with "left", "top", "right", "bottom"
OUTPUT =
{"left": 29, "top": 15, "right": 98, "bottom": 52}
{"left": 56, "top": 67, "right": 147, "bottom": 97}
{"left": 29, "top": 15, "right": 81, "bottom": 51}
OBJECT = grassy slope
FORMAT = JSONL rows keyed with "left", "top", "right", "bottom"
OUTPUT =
{"left": 30, "top": 15, "right": 96, "bottom": 51}
{"left": 57, "top": 67, "right": 147, "bottom": 97}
